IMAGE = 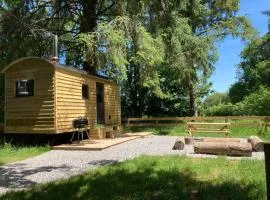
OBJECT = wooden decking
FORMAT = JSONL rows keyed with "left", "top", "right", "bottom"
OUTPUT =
{"left": 53, "top": 132, "right": 152, "bottom": 151}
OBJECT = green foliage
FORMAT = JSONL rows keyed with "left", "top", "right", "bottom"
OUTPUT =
{"left": 205, "top": 87, "right": 270, "bottom": 116}
{"left": 79, "top": 16, "right": 165, "bottom": 98}
{"left": 0, "top": 140, "right": 50, "bottom": 165}
{"left": 204, "top": 92, "right": 230, "bottom": 106}
{"left": 229, "top": 82, "right": 248, "bottom": 104}
{"left": 1, "top": 156, "right": 266, "bottom": 199}
{"left": 242, "top": 87, "right": 270, "bottom": 116}
{"left": 203, "top": 103, "right": 245, "bottom": 116}
{"left": 229, "top": 32, "right": 270, "bottom": 103}
{"left": 0, "top": 1, "right": 54, "bottom": 69}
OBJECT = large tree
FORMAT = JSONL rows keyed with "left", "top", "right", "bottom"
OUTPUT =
{"left": 0, "top": 0, "right": 256, "bottom": 118}
{"left": 229, "top": 11, "right": 270, "bottom": 103}
{"left": 0, "top": 0, "right": 116, "bottom": 68}
{"left": 81, "top": 0, "right": 255, "bottom": 117}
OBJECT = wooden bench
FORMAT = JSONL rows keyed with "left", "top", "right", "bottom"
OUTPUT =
{"left": 186, "top": 122, "right": 230, "bottom": 137}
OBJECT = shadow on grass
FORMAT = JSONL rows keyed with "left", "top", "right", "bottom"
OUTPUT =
{"left": 1, "top": 160, "right": 265, "bottom": 200}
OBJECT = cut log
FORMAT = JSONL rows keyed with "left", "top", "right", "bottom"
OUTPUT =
{"left": 202, "top": 138, "right": 242, "bottom": 143}
{"left": 172, "top": 137, "right": 185, "bottom": 150}
{"left": 185, "top": 137, "right": 194, "bottom": 145}
{"left": 248, "top": 136, "right": 264, "bottom": 152}
{"left": 194, "top": 142, "right": 252, "bottom": 157}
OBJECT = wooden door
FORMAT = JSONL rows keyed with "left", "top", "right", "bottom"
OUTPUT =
{"left": 96, "top": 82, "right": 105, "bottom": 124}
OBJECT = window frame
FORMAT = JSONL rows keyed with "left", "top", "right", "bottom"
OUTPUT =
{"left": 82, "top": 84, "right": 89, "bottom": 100}
{"left": 15, "top": 79, "right": 35, "bottom": 98}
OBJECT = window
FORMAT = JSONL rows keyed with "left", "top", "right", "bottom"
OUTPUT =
{"left": 16, "top": 79, "right": 34, "bottom": 97}
{"left": 82, "top": 84, "right": 89, "bottom": 99}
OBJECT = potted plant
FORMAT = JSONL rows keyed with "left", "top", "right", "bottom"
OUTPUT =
{"left": 90, "top": 124, "right": 105, "bottom": 139}
{"left": 112, "top": 118, "right": 119, "bottom": 130}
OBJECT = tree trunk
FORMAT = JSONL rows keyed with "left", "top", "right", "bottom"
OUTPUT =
{"left": 248, "top": 136, "right": 264, "bottom": 152}
{"left": 185, "top": 137, "right": 194, "bottom": 145}
{"left": 81, "top": 0, "right": 98, "bottom": 33}
{"left": 189, "top": 83, "right": 198, "bottom": 117}
{"left": 194, "top": 142, "right": 252, "bottom": 157}
{"left": 172, "top": 137, "right": 185, "bottom": 150}
{"left": 81, "top": 0, "right": 98, "bottom": 75}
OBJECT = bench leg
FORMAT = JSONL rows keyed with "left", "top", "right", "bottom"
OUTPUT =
{"left": 189, "top": 128, "right": 193, "bottom": 137}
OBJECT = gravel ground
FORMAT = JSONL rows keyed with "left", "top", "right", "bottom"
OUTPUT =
{"left": 0, "top": 135, "right": 265, "bottom": 194}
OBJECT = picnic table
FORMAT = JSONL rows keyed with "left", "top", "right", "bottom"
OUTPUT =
{"left": 186, "top": 122, "right": 230, "bottom": 137}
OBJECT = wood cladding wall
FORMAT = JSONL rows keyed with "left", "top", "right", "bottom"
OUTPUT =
{"left": 5, "top": 59, "right": 55, "bottom": 134}
{"left": 55, "top": 68, "right": 121, "bottom": 133}
{"left": 3, "top": 57, "right": 121, "bottom": 134}
{"left": 104, "top": 84, "right": 121, "bottom": 125}
{"left": 55, "top": 69, "right": 95, "bottom": 133}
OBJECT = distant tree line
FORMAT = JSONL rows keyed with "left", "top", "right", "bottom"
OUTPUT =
{"left": 0, "top": 0, "right": 255, "bottom": 118}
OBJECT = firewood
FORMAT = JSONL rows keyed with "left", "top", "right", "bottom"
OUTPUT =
{"left": 248, "top": 136, "right": 264, "bottom": 152}
{"left": 172, "top": 137, "right": 185, "bottom": 150}
{"left": 194, "top": 142, "right": 252, "bottom": 157}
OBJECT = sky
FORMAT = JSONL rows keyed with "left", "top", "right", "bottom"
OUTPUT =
{"left": 210, "top": 0, "right": 269, "bottom": 93}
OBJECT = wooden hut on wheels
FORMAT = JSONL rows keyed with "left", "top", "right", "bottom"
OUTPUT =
{"left": 1, "top": 57, "right": 121, "bottom": 136}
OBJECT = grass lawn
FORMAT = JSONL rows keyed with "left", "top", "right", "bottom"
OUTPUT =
{"left": 125, "top": 125, "right": 270, "bottom": 140}
{"left": 0, "top": 143, "right": 50, "bottom": 166}
{"left": 0, "top": 155, "right": 266, "bottom": 200}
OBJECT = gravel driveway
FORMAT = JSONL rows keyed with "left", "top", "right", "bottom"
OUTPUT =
{"left": 0, "top": 135, "right": 264, "bottom": 194}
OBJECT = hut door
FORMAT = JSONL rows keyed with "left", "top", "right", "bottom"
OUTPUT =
{"left": 96, "top": 83, "right": 105, "bottom": 124}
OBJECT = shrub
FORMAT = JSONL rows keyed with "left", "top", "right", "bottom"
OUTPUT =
{"left": 203, "top": 87, "right": 270, "bottom": 116}
{"left": 242, "top": 87, "right": 270, "bottom": 116}
{"left": 203, "top": 103, "right": 245, "bottom": 116}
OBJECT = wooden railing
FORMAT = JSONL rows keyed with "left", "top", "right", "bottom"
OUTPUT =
{"left": 125, "top": 116, "right": 270, "bottom": 129}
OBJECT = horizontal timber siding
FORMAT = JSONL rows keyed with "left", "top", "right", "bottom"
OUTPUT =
{"left": 55, "top": 68, "right": 121, "bottom": 133}
{"left": 104, "top": 84, "right": 121, "bottom": 125}
{"left": 5, "top": 58, "right": 56, "bottom": 134}
{"left": 55, "top": 69, "right": 96, "bottom": 133}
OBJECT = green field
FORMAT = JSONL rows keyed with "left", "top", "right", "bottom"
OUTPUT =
{"left": 125, "top": 125, "right": 270, "bottom": 140}
{"left": 0, "top": 155, "right": 266, "bottom": 200}
{"left": 0, "top": 142, "right": 50, "bottom": 166}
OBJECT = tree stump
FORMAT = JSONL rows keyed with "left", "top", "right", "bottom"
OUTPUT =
{"left": 194, "top": 142, "right": 252, "bottom": 157}
{"left": 172, "top": 137, "right": 185, "bottom": 150}
{"left": 185, "top": 137, "right": 194, "bottom": 145}
{"left": 248, "top": 136, "right": 264, "bottom": 152}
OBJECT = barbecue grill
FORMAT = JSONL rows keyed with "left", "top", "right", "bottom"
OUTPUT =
{"left": 73, "top": 118, "right": 89, "bottom": 128}
{"left": 70, "top": 117, "right": 89, "bottom": 143}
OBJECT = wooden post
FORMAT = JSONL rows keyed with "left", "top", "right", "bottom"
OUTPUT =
{"left": 225, "top": 116, "right": 228, "bottom": 123}
{"left": 265, "top": 117, "right": 269, "bottom": 132}
{"left": 188, "top": 124, "right": 192, "bottom": 136}
{"left": 265, "top": 143, "right": 270, "bottom": 200}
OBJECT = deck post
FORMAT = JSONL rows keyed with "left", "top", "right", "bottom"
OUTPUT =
{"left": 265, "top": 143, "right": 270, "bottom": 200}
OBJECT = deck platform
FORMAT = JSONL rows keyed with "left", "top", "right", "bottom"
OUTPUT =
{"left": 53, "top": 132, "right": 152, "bottom": 151}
